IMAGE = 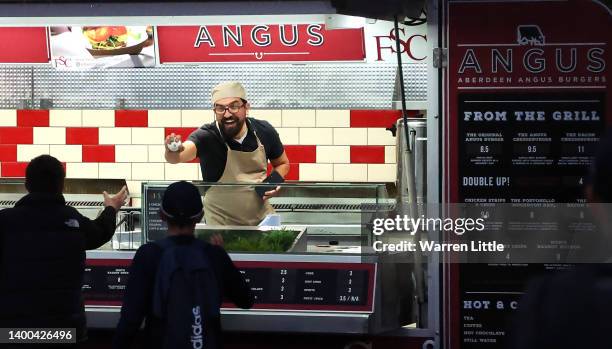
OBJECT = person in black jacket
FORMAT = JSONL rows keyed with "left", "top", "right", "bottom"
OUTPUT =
{"left": 0, "top": 154, "right": 128, "bottom": 343}
{"left": 113, "top": 181, "right": 253, "bottom": 349}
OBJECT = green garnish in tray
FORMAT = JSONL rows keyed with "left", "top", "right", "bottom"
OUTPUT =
{"left": 196, "top": 227, "right": 299, "bottom": 252}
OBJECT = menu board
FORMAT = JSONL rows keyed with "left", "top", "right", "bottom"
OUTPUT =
{"left": 455, "top": 91, "right": 606, "bottom": 347}
{"left": 447, "top": 1, "right": 610, "bottom": 348}
{"left": 84, "top": 259, "right": 375, "bottom": 312}
{"left": 458, "top": 92, "right": 604, "bottom": 203}
{"left": 143, "top": 186, "right": 168, "bottom": 242}
{"left": 82, "top": 259, "right": 131, "bottom": 306}
{"left": 228, "top": 262, "right": 374, "bottom": 311}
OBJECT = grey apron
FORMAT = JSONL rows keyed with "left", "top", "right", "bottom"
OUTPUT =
{"left": 204, "top": 127, "right": 274, "bottom": 225}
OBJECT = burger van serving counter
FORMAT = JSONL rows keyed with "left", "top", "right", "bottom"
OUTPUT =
{"left": 83, "top": 181, "right": 416, "bottom": 334}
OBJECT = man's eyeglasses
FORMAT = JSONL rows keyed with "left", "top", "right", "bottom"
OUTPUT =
{"left": 213, "top": 102, "right": 245, "bottom": 115}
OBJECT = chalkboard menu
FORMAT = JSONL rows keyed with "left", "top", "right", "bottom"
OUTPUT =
{"left": 456, "top": 91, "right": 605, "bottom": 347}
{"left": 143, "top": 186, "right": 168, "bottom": 241}
{"left": 83, "top": 260, "right": 375, "bottom": 312}
{"left": 458, "top": 92, "right": 604, "bottom": 203}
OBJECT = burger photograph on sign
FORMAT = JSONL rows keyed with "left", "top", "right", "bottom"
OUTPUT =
{"left": 49, "top": 25, "right": 155, "bottom": 69}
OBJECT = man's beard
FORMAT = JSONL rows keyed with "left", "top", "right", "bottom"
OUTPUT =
{"left": 220, "top": 116, "right": 245, "bottom": 139}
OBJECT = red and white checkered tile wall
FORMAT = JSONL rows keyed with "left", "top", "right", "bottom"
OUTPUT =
{"left": 0, "top": 108, "right": 420, "bottom": 199}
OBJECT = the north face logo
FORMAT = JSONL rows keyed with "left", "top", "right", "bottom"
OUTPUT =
{"left": 64, "top": 219, "right": 79, "bottom": 228}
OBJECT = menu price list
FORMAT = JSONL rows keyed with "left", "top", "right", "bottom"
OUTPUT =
{"left": 458, "top": 92, "right": 604, "bottom": 203}
{"left": 457, "top": 92, "right": 605, "bottom": 348}
{"left": 82, "top": 266, "right": 129, "bottom": 302}
{"left": 238, "top": 266, "right": 370, "bottom": 308}
{"left": 145, "top": 187, "right": 168, "bottom": 241}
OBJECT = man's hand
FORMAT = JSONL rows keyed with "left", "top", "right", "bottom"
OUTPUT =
{"left": 263, "top": 186, "right": 281, "bottom": 201}
{"left": 165, "top": 133, "right": 183, "bottom": 152}
{"left": 103, "top": 185, "right": 129, "bottom": 212}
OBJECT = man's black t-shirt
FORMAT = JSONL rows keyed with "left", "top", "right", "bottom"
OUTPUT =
{"left": 188, "top": 118, "right": 284, "bottom": 182}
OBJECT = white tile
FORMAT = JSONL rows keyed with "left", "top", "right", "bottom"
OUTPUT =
{"left": 115, "top": 145, "right": 149, "bottom": 162}
{"left": 282, "top": 110, "right": 316, "bottom": 127}
{"left": 299, "top": 163, "right": 333, "bottom": 181}
{"left": 131, "top": 198, "right": 142, "bottom": 208}
{"left": 125, "top": 180, "right": 143, "bottom": 195}
{"left": 333, "top": 128, "right": 367, "bottom": 145}
{"left": 99, "top": 127, "right": 131, "bottom": 145}
{"left": 49, "top": 110, "right": 82, "bottom": 127}
{"left": 334, "top": 164, "right": 367, "bottom": 182}
{"left": 132, "top": 128, "right": 164, "bottom": 145}
{"left": 82, "top": 110, "right": 114, "bottom": 127}
{"left": 132, "top": 163, "right": 165, "bottom": 180}
{"left": 248, "top": 109, "right": 282, "bottom": 128}
{"left": 276, "top": 128, "right": 299, "bottom": 145}
{"left": 99, "top": 163, "right": 132, "bottom": 179}
{"left": 17, "top": 145, "right": 49, "bottom": 162}
{"left": 385, "top": 146, "right": 396, "bottom": 163}
{"left": 316, "top": 110, "right": 350, "bottom": 127}
{"left": 316, "top": 146, "right": 350, "bottom": 163}
{"left": 50, "top": 145, "right": 82, "bottom": 162}
{"left": 299, "top": 128, "right": 332, "bottom": 145}
{"left": 368, "top": 128, "right": 396, "bottom": 145}
{"left": 34, "top": 127, "right": 65, "bottom": 144}
{"left": 66, "top": 163, "right": 98, "bottom": 179}
{"left": 368, "top": 164, "right": 396, "bottom": 182}
{"left": 148, "top": 145, "right": 166, "bottom": 163}
{"left": 165, "top": 163, "right": 199, "bottom": 181}
{"left": 148, "top": 110, "right": 182, "bottom": 127}
{"left": 182, "top": 110, "right": 212, "bottom": 127}
{"left": 0, "top": 110, "right": 17, "bottom": 126}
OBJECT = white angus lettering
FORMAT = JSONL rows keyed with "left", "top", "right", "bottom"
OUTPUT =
{"left": 555, "top": 48, "right": 577, "bottom": 73}
{"left": 279, "top": 24, "right": 299, "bottom": 46}
{"left": 524, "top": 48, "right": 545, "bottom": 73}
{"left": 222, "top": 25, "right": 243, "bottom": 47}
{"left": 194, "top": 26, "right": 215, "bottom": 48}
{"left": 306, "top": 24, "right": 324, "bottom": 46}
{"left": 458, "top": 49, "right": 482, "bottom": 73}
{"left": 251, "top": 25, "right": 271, "bottom": 47}
{"left": 492, "top": 49, "right": 512, "bottom": 73}
{"left": 587, "top": 48, "right": 605, "bottom": 73}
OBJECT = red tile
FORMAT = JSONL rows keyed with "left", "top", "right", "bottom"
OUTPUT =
{"left": 0, "top": 145, "right": 17, "bottom": 162}
{"left": 1, "top": 162, "right": 28, "bottom": 177}
{"left": 350, "top": 146, "right": 385, "bottom": 164}
{"left": 284, "top": 145, "right": 316, "bottom": 163}
{"left": 66, "top": 128, "right": 99, "bottom": 145}
{"left": 115, "top": 110, "right": 148, "bottom": 127}
{"left": 350, "top": 110, "right": 421, "bottom": 128}
{"left": 17, "top": 110, "right": 49, "bottom": 127}
{"left": 165, "top": 127, "right": 198, "bottom": 142}
{"left": 267, "top": 163, "right": 299, "bottom": 181}
{"left": 0, "top": 127, "right": 33, "bottom": 144}
{"left": 285, "top": 163, "right": 299, "bottom": 181}
{"left": 83, "top": 145, "right": 115, "bottom": 163}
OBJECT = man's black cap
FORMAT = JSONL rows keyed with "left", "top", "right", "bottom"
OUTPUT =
{"left": 161, "top": 181, "right": 203, "bottom": 220}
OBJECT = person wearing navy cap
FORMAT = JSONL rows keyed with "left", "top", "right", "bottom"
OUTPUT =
{"left": 113, "top": 181, "right": 253, "bottom": 349}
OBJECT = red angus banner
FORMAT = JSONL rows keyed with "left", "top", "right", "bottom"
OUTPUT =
{"left": 0, "top": 27, "right": 49, "bottom": 63}
{"left": 157, "top": 24, "right": 365, "bottom": 63}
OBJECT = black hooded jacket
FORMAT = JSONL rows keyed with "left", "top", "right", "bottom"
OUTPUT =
{"left": 0, "top": 192, "right": 117, "bottom": 340}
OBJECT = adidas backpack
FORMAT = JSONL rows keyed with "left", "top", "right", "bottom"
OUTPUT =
{"left": 152, "top": 237, "right": 221, "bottom": 349}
